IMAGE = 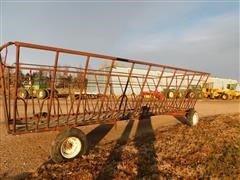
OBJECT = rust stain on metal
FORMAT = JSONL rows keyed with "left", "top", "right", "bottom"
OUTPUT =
{"left": 0, "top": 41, "right": 210, "bottom": 134}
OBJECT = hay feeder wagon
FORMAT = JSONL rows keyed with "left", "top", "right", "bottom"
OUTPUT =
{"left": 0, "top": 42, "right": 209, "bottom": 163}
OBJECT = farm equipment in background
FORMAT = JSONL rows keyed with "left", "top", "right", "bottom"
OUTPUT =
{"left": 18, "top": 77, "right": 58, "bottom": 99}
{"left": 201, "top": 82, "right": 214, "bottom": 98}
{"left": 221, "top": 83, "right": 240, "bottom": 100}
{"left": 161, "top": 88, "right": 183, "bottom": 99}
{"left": 142, "top": 90, "right": 165, "bottom": 100}
{"left": 186, "top": 85, "right": 204, "bottom": 99}
{"left": 203, "top": 82, "right": 240, "bottom": 100}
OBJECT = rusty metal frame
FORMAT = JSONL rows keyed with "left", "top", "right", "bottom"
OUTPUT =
{"left": 0, "top": 41, "right": 210, "bottom": 135}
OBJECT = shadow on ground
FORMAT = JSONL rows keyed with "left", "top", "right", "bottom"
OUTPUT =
{"left": 13, "top": 113, "right": 161, "bottom": 179}
{"left": 97, "top": 114, "right": 159, "bottom": 178}
{"left": 86, "top": 124, "right": 114, "bottom": 150}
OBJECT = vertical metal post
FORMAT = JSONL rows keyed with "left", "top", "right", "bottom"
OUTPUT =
{"left": 96, "top": 60, "right": 115, "bottom": 122}
{"left": 0, "top": 53, "right": 10, "bottom": 131}
{"left": 170, "top": 72, "right": 187, "bottom": 108}
{"left": 75, "top": 56, "right": 90, "bottom": 124}
{"left": 118, "top": 63, "right": 135, "bottom": 111}
{"left": 94, "top": 74, "right": 101, "bottom": 94}
{"left": 13, "top": 46, "right": 20, "bottom": 132}
{"left": 148, "top": 67, "right": 165, "bottom": 112}
{"left": 178, "top": 74, "right": 195, "bottom": 109}
{"left": 117, "top": 76, "right": 124, "bottom": 93}
{"left": 157, "top": 70, "right": 176, "bottom": 114}
{"left": 134, "top": 65, "right": 151, "bottom": 113}
{"left": 7, "top": 68, "right": 11, "bottom": 123}
{"left": 185, "top": 75, "right": 203, "bottom": 109}
{"left": 190, "top": 74, "right": 209, "bottom": 108}
{"left": 47, "top": 51, "right": 59, "bottom": 128}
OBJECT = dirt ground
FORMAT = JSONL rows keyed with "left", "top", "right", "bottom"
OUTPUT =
{"left": 0, "top": 100, "right": 239, "bottom": 179}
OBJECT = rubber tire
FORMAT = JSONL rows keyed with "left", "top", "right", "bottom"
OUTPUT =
{"left": 178, "top": 92, "right": 183, "bottom": 98}
{"left": 37, "top": 89, "right": 48, "bottom": 99}
{"left": 186, "top": 109, "right": 199, "bottom": 126}
{"left": 197, "top": 92, "right": 203, "bottom": 99}
{"left": 51, "top": 128, "right": 88, "bottom": 163}
{"left": 168, "top": 91, "right": 175, "bottom": 99}
{"left": 187, "top": 92, "right": 195, "bottom": 99}
{"left": 221, "top": 94, "right": 228, "bottom": 100}
{"left": 210, "top": 93, "right": 215, "bottom": 99}
{"left": 18, "top": 89, "right": 29, "bottom": 99}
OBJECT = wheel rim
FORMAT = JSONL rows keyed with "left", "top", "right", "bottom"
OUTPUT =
{"left": 192, "top": 112, "right": 199, "bottom": 126}
{"left": 18, "top": 90, "right": 27, "bottom": 99}
{"left": 38, "top": 90, "right": 45, "bottom": 98}
{"left": 190, "top": 92, "right": 195, "bottom": 98}
{"left": 222, "top": 95, "right": 226, "bottom": 100}
{"left": 168, "top": 91, "right": 174, "bottom": 98}
{"left": 60, "top": 137, "right": 82, "bottom": 159}
{"left": 178, "top": 92, "right": 182, "bottom": 98}
{"left": 21, "top": 92, "right": 25, "bottom": 98}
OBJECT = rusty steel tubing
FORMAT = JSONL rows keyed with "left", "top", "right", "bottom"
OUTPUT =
{"left": 191, "top": 75, "right": 210, "bottom": 108}
{"left": 185, "top": 75, "right": 203, "bottom": 109}
{"left": 0, "top": 41, "right": 210, "bottom": 135}
{"left": 7, "top": 41, "right": 210, "bottom": 75}
{"left": 178, "top": 74, "right": 196, "bottom": 109}
{"left": 47, "top": 51, "right": 59, "bottom": 128}
{"left": 169, "top": 71, "right": 187, "bottom": 108}
{"left": 75, "top": 56, "right": 90, "bottom": 124}
{"left": 0, "top": 55, "right": 10, "bottom": 131}
{"left": 157, "top": 70, "right": 177, "bottom": 114}
{"left": 96, "top": 60, "right": 115, "bottom": 122}
{"left": 148, "top": 67, "right": 165, "bottom": 111}
{"left": 13, "top": 46, "right": 21, "bottom": 133}
{"left": 134, "top": 65, "right": 152, "bottom": 114}
{"left": 118, "top": 63, "right": 135, "bottom": 111}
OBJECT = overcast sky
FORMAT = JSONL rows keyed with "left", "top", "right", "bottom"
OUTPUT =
{"left": 0, "top": 1, "right": 239, "bottom": 80}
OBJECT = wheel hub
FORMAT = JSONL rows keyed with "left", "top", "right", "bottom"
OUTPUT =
{"left": 60, "top": 137, "right": 82, "bottom": 159}
{"left": 192, "top": 112, "right": 199, "bottom": 126}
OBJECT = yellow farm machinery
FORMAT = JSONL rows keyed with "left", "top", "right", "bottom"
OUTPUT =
{"left": 203, "top": 82, "right": 240, "bottom": 100}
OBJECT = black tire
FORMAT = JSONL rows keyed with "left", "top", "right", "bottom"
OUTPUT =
{"left": 210, "top": 93, "right": 215, "bottom": 99}
{"left": 177, "top": 91, "right": 183, "bottom": 98}
{"left": 37, "top": 89, "right": 48, "bottom": 99}
{"left": 221, "top": 93, "right": 228, "bottom": 100}
{"left": 51, "top": 128, "right": 88, "bottom": 163}
{"left": 186, "top": 109, "right": 199, "bottom": 126}
{"left": 18, "top": 89, "right": 29, "bottom": 99}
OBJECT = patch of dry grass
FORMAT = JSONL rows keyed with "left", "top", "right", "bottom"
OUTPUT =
{"left": 26, "top": 113, "right": 240, "bottom": 179}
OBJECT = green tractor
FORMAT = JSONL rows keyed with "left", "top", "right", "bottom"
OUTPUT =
{"left": 162, "top": 88, "right": 184, "bottom": 99}
{"left": 162, "top": 85, "right": 203, "bottom": 99}
{"left": 18, "top": 78, "right": 57, "bottom": 99}
{"left": 186, "top": 85, "right": 204, "bottom": 99}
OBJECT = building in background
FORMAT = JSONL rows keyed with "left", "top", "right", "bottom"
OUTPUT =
{"left": 87, "top": 66, "right": 239, "bottom": 95}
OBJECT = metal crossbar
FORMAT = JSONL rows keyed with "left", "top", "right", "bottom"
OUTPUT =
{"left": 0, "top": 41, "right": 210, "bottom": 134}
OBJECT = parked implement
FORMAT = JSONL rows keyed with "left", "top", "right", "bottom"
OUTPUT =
{"left": 204, "top": 82, "right": 240, "bottom": 100}
{"left": 18, "top": 77, "right": 54, "bottom": 99}
{"left": 224, "top": 83, "right": 240, "bottom": 99}
{"left": 0, "top": 41, "right": 209, "bottom": 163}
